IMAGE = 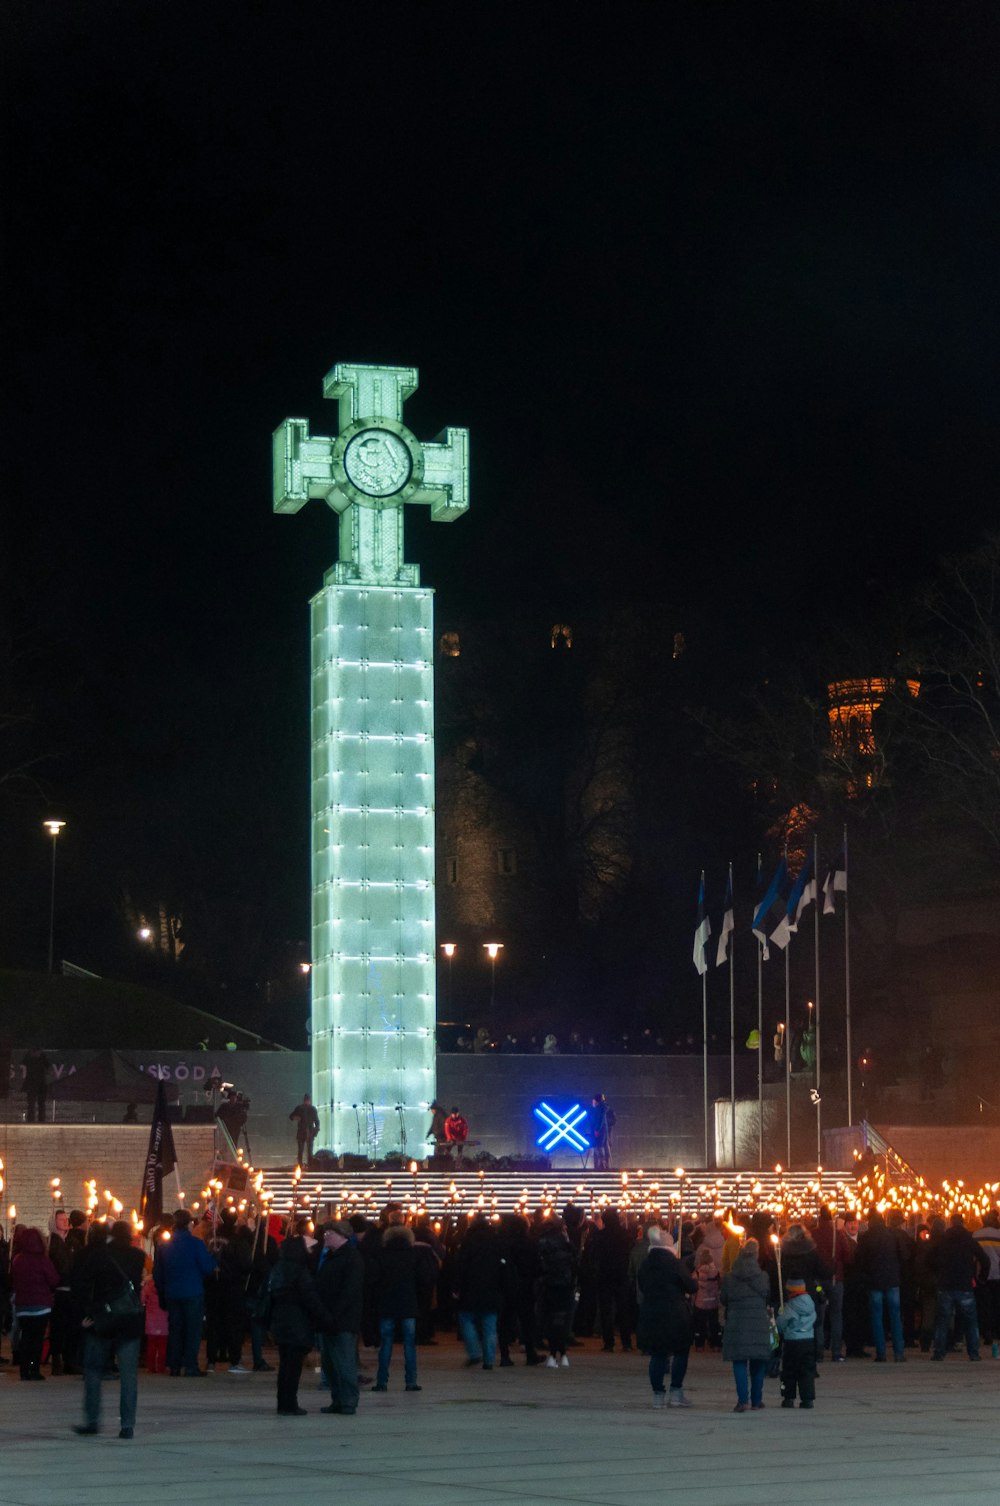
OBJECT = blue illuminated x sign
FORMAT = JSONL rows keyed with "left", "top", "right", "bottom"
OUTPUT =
{"left": 533, "top": 1100, "right": 590, "bottom": 1153}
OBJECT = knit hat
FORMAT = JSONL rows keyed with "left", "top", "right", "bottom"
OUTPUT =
{"left": 647, "top": 1226, "right": 675, "bottom": 1251}
{"left": 320, "top": 1219, "right": 353, "bottom": 1240}
{"left": 785, "top": 1277, "right": 807, "bottom": 1295}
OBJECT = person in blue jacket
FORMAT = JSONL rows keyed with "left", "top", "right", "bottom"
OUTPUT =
{"left": 153, "top": 1208, "right": 217, "bottom": 1377}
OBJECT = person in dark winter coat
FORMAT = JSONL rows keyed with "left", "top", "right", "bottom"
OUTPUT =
{"left": 10, "top": 1226, "right": 60, "bottom": 1380}
{"left": 537, "top": 1219, "right": 578, "bottom": 1367}
{"left": 886, "top": 1209, "right": 917, "bottom": 1346}
{"left": 812, "top": 1206, "right": 855, "bottom": 1361}
{"left": 289, "top": 1093, "right": 320, "bottom": 1166}
{"left": 721, "top": 1239, "right": 772, "bottom": 1411}
{"left": 247, "top": 1221, "right": 279, "bottom": 1372}
{"left": 501, "top": 1213, "right": 541, "bottom": 1365}
{"left": 70, "top": 1221, "right": 145, "bottom": 1438}
{"left": 856, "top": 1210, "right": 905, "bottom": 1362}
{"left": 454, "top": 1216, "right": 505, "bottom": 1370}
{"left": 205, "top": 1211, "right": 252, "bottom": 1372}
{"left": 590, "top": 1207, "right": 633, "bottom": 1352}
{"left": 412, "top": 1220, "right": 442, "bottom": 1344}
{"left": 779, "top": 1224, "right": 832, "bottom": 1359}
{"left": 929, "top": 1213, "right": 990, "bottom": 1361}
{"left": 637, "top": 1228, "right": 696, "bottom": 1408}
{"left": 315, "top": 1221, "right": 364, "bottom": 1415}
{"left": 47, "top": 1209, "right": 80, "bottom": 1375}
{"left": 372, "top": 1224, "right": 429, "bottom": 1391}
{"left": 265, "top": 1234, "right": 334, "bottom": 1414}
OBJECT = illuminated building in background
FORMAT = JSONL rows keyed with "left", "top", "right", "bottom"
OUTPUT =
{"left": 274, "top": 363, "right": 469, "bottom": 1155}
{"left": 827, "top": 677, "right": 920, "bottom": 791}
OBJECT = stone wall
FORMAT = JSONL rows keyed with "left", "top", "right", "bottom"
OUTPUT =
{"left": 0, "top": 1124, "right": 216, "bottom": 1232}
{"left": 437, "top": 1053, "right": 753, "bottom": 1169}
{"left": 5, "top": 1049, "right": 755, "bottom": 1171}
{"left": 3, "top": 1050, "right": 306, "bottom": 1170}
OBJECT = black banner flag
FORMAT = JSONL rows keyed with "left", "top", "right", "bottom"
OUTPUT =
{"left": 139, "top": 1079, "right": 178, "bottom": 1229}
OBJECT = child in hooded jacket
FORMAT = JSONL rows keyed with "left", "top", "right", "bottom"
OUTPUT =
{"left": 692, "top": 1246, "right": 721, "bottom": 1350}
{"left": 142, "top": 1273, "right": 169, "bottom": 1372}
{"left": 777, "top": 1277, "right": 817, "bottom": 1408}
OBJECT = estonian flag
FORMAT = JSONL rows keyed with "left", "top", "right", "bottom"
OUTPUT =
{"left": 771, "top": 852, "right": 815, "bottom": 950}
{"left": 752, "top": 856, "right": 788, "bottom": 961}
{"left": 716, "top": 867, "right": 734, "bottom": 967}
{"left": 823, "top": 847, "right": 847, "bottom": 915}
{"left": 693, "top": 873, "right": 712, "bottom": 977}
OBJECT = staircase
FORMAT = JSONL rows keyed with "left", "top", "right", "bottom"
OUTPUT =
{"left": 253, "top": 1164, "right": 856, "bottom": 1220}
{"left": 859, "top": 1120, "right": 923, "bottom": 1187}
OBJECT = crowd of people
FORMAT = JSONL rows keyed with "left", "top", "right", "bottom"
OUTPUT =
{"left": 1, "top": 1197, "right": 998, "bottom": 1434}
{"left": 444, "top": 1028, "right": 718, "bottom": 1055}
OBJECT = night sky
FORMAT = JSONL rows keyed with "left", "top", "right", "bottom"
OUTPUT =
{"left": 4, "top": 2, "right": 999, "bottom": 1020}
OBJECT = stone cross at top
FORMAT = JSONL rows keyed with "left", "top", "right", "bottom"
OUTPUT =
{"left": 273, "top": 362, "right": 469, "bottom": 586}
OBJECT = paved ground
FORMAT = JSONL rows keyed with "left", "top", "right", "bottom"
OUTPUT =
{"left": 0, "top": 1339, "right": 996, "bottom": 1506}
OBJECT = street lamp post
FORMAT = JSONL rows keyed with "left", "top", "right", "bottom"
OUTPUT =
{"left": 43, "top": 820, "right": 66, "bottom": 974}
{"left": 483, "top": 943, "right": 503, "bottom": 1038}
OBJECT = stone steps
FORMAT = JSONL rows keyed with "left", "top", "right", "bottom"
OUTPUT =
{"left": 253, "top": 1164, "right": 856, "bottom": 1219}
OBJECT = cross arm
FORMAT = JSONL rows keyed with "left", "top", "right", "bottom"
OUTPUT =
{"left": 273, "top": 418, "right": 350, "bottom": 515}
{"left": 410, "top": 427, "right": 470, "bottom": 522}
{"left": 322, "top": 363, "right": 418, "bottom": 429}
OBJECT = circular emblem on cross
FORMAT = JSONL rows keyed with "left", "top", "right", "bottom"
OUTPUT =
{"left": 343, "top": 428, "right": 412, "bottom": 498}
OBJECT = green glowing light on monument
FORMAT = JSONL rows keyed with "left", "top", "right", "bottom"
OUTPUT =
{"left": 274, "top": 363, "right": 469, "bottom": 1155}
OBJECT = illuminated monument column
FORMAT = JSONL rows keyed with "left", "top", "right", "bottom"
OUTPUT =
{"left": 274, "top": 364, "right": 469, "bottom": 1156}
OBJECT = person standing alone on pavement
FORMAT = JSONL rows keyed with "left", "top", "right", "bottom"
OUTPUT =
{"left": 289, "top": 1093, "right": 320, "bottom": 1167}
{"left": 315, "top": 1220, "right": 364, "bottom": 1416}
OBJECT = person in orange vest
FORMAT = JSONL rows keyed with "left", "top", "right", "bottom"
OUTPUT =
{"left": 444, "top": 1107, "right": 469, "bottom": 1160}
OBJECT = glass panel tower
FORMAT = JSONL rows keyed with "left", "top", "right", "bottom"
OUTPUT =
{"left": 273, "top": 363, "right": 469, "bottom": 1157}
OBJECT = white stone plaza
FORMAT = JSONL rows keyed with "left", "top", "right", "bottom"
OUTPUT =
{"left": 1, "top": 1338, "right": 996, "bottom": 1506}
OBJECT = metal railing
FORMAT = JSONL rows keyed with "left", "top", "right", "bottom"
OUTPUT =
{"left": 860, "top": 1119, "right": 922, "bottom": 1186}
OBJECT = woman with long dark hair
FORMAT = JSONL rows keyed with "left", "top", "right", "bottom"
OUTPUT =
{"left": 10, "top": 1226, "right": 59, "bottom": 1381}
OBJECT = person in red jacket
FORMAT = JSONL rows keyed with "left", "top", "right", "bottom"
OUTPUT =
{"left": 444, "top": 1108, "right": 469, "bottom": 1160}
{"left": 10, "top": 1226, "right": 60, "bottom": 1380}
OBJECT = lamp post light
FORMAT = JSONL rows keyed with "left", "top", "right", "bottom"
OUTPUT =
{"left": 43, "top": 820, "right": 66, "bottom": 974}
{"left": 440, "top": 943, "right": 456, "bottom": 1016}
{"left": 483, "top": 943, "right": 503, "bottom": 1037}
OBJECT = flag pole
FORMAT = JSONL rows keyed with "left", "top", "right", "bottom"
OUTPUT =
{"left": 813, "top": 833, "right": 822, "bottom": 1167}
{"left": 784, "top": 939, "right": 791, "bottom": 1168}
{"left": 844, "top": 826, "right": 853, "bottom": 1126}
{"left": 728, "top": 860, "right": 736, "bottom": 1170}
{"left": 703, "top": 963, "right": 709, "bottom": 1169}
{"left": 755, "top": 852, "right": 764, "bottom": 1169}
{"left": 694, "top": 870, "right": 712, "bottom": 1169}
{"left": 757, "top": 935, "right": 764, "bottom": 1169}
{"left": 782, "top": 845, "right": 791, "bottom": 1168}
